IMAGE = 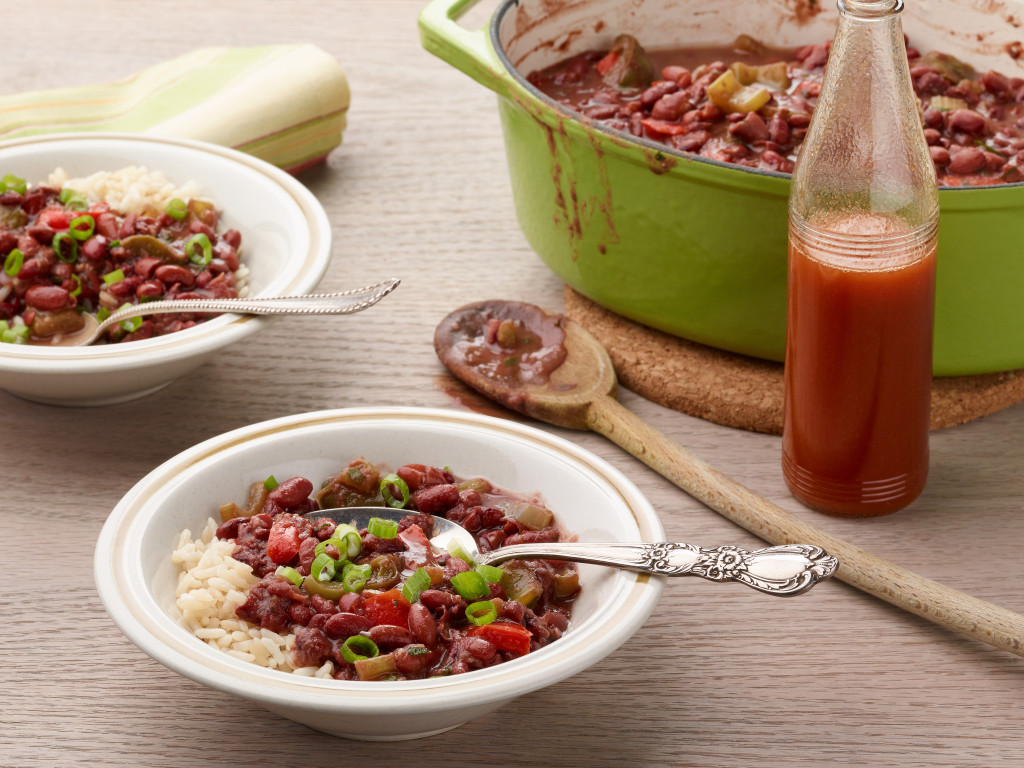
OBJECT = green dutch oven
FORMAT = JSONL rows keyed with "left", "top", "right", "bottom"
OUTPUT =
{"left": 420, "top": 0, "right": 1024, "bottom": 376}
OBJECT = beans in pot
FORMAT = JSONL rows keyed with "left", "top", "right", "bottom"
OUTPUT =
{"left": 527, "top": 33, "right": 1024, "bottom": 186}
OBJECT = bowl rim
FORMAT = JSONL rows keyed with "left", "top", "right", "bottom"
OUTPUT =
{"left": 488, "top": 0, "right": 1024, "bottom": 192}
{"left": 94, "top": 406, "right": 667, "bottom": 714}
{"left": 0, "top": 131, "right": 332, "bottom": 371}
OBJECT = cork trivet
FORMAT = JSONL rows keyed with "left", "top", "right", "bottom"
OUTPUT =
{"left": 564, "top": 286, "right": 1024, "bottom": 434}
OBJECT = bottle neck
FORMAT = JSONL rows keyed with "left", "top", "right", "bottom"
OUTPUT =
{"left": 838, "top": 0, "right": 904, "bottom": 18}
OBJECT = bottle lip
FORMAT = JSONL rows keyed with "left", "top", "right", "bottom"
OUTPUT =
{"left": 837, "top": 0, "right": 904, "bottom": 17}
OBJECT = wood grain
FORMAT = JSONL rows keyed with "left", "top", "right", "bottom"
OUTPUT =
{"left": 4, "top": 2, "right": 1024, "bottom": 767}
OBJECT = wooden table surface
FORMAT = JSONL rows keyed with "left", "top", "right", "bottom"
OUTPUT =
{"left": 5, "top": 2, "right": 1024, "bottom": 766}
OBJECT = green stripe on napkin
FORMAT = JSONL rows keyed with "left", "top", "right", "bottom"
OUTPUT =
{"left": 0, "top": 44, "right": 349, "bottom": 173}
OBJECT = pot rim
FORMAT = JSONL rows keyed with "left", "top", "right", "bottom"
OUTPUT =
{"left": 487, "top": 0, "right": 1024, "bottom": 192}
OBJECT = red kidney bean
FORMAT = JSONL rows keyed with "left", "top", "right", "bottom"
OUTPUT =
{"left": 929, "top": 146, "right": 951, "bottom": 165}
{"left": 947, "top": 145, "right": 988, "bottom": 174}
{"left": 0, "top": 232, "right": 15, "bottom": 253}
{"left": 26, "top": 225, "right": 55, "bottom": 245}
{"left": 947, "top": 109, "right": 986, "bottom": 135}
{"left": 412, "top": 483, "right": 460, "bottom": 514}
{"left": 51, "top": 261, "right": 72, "bottom": 280}
{"left": 324, "top": 612, "right": 373, "bottom": 639}
{"left": 985, "top": 151, "right": 1007, "bottom": 172}
{"left": 309, "top": 594, "right": 339, "bottom": 615}
{"left": 478, "top": 529, "right": 507, "bottom": 552}
{"left": 16, "top": 234, "right": 39, "bottom": 257}
{"left": 25, "top": 284, "right": 71, "bottom": 311}
{"left": 651, "top": 91, "right": 692, "bottom": 121}
{"left": 117, "top": 213, "right": 138, "bottom": 239}
{"left": 136, "top": 280, "right": 164, "bottom": 300}
{"left": 661, "top": 65, "right": 691, "bottom": 87}
{"left": 80, "top": 235, "right": 109, "bottom": 262}
{"left": 640, "top": 80, "right": 679, "bottom": 107}
{"left": 365, "top": 624, "right": 416, "bottom": 650}
{"left": 583, "top": 104, "right": 618, "bottom": 120}
{"left": 394, "top": 645, "right": 437, "bottom": 677}
{"left": 768, "top": 114, "right": 790, "bottom": 145}
{"left": 728, "top": 111, "right": 770, "bottom": 144}
{"left": 983, "top": 69, "right": 1012, "bottom": 97}
{"left": 408, "top": 603, "right": 438, "bottom": 647}
{"left": 788, "top": 112, "right": 812, "bottom": 128}
{"left": 153, "top": 263, "right": 195, "bottom": 287}
{"left": 289, "top": 602, "right": 314, "bottom": 626}
{"left": 336, "top": 591, "right": 362, "bottom": 613}
{"left": 923, "top": 128, "right": 942, "bottom": 145}
{"left": 267, "top": 476, "right": 314, "bottom": 508}
{"left": 419, "top": 589, "right": 458, "bottom": 612}
{"left": 670, "top": 130, "right": 711, "bottom": 152}
{"left": 215, "top": 517, "right": 244, "bottom": 539}
{"left": 464, "top": 636, "right": 497, "bottom": 661}
{"left": 297, "top": 536, "right": 319, "bottom": 573}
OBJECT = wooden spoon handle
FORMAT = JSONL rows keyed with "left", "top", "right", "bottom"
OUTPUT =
{"left": 586, "top": 393, "right": 1024, "bottom": 657}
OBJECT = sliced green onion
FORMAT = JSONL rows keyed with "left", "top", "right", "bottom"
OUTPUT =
{"left": 186, "top": 233, "right": 213, "bottom": 266}
{"left": 275, "top": 566, "right": 303, "bottom": 587}
{"left": 402, "top": 567, "right": 433, "bottom": 603}
{"left": 53, "top": 232, "right": 78, "bottom": 263}
{"left": 117, "top": 303, "right": 142, "bottom": 333}
{"left": 476, "top": 564, "right": 504, "bottom": 584}
{"left": 367, "top": 516, "right": 399, "bottom": 539}
{"left": 451, "top": 570, "right": 489, "bottom": 600}
{"left": 465, "top": 600, "right": 498, "bottom": 626}
{"left": 315, "top": 533, "right": 360, "bottom": 561}
{"left": 0, "top": 324, "right": 29, "bottom": 344}
{"left": 342, "top": 562, "right": 371, "bottom": 592}
{"left": 68, "top": 214, "right": 95, "bottom": 241}
{"left": 3, "top": 248, "right": 23, "bottom": 277}
{"left": 68, "top": 274, "right": 82, "bottom": 298}
{"left": 380, "top": 473, "right": 411, "bottom": 509}
{"left": 96, "top": 306, "right": 111, "bottom": 323}
{"left": 0, "top": 174, "right": 27, "bottom": 194}
{"left": 311, "top": 552, "right": 340, "bottom": 582}
{"left": 264, "top": 475, "right": 279, "bottom": 491}
{"left": 58, "top": 187, "right": 88, "bottom": 210}
{"left": 332, "top": 524, "right": 363, "bottom": 558}
{"left": 339, "top": 635, "right": 379, "bottom": 663}
{"left": 102, "top": 268, "right": 125, "bottom": 286}
{"left": 446, "top": 541, "right": 476, "bottom": 568}
{"left": 165, "top": 198, "right": 188, "bottom": 221}
{"left": 0, "top": 320, "right": 7, "bottom": 332}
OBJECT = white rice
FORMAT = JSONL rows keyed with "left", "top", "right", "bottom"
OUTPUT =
{"left": 171, "top": 518, "right": 332, "bottom": 678}
{"left": 47, "top": 165, "right": 205, "bottom": 216}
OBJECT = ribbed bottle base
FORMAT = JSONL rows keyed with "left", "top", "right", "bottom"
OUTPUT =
{"left": 781, "top": 450, "right": 926, "bottom": 517}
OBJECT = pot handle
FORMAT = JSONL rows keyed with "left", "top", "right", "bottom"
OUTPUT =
{"left": 418, "top": 0, "right": 513, "bottom": 97}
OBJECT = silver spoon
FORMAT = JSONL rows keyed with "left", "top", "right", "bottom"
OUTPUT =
{"left": 42, "top": 278, "right": 401, "bottom": 346}
{"left": 306, "top": 506, "right": 838, "bottom": 597}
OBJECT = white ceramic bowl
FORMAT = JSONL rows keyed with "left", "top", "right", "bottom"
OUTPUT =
{"left": 95, "top": 407, "right": 666, "bottom": 740}
{"left": 0, "top": 133, "right": 331, "bottom": 406}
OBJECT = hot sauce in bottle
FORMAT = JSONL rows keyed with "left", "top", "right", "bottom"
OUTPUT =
{"left": 782, "top": 0, "right": 939, "bottom": 516}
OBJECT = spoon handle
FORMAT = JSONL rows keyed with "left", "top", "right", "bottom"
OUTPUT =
{"left": 94, "top": 278, "right": 400, "bottom": 336}
{"left": 586, "top": 394, "right": 1024, "bottom": 655}
{"left": 480, "top": 541, "right": 837, "bottom": 596}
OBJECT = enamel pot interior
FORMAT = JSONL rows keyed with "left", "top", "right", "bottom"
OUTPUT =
{"left": 485, "top": 0, "right": 1024, "bottom": 376}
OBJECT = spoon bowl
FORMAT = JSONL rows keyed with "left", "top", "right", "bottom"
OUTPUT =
{"left": 305, "top": 505, "right": 837, "bottom": 596}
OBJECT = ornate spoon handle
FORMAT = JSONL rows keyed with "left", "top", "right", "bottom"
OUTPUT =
{"left": 93, "top": 278, "right": 401, "bottom": 338}
{"left": 479, "top": 542, "right": 838, "bottom": 596}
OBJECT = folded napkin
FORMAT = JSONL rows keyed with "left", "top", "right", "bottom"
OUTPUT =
{"left": 0, "top": 44, "right": 350, "bottom": 173}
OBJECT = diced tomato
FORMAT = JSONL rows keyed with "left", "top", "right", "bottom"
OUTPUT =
{"left": 363, "top": 588, "right": 411, "bottom": 628}
{"left": 467, "top": 622, "right": 533, "bottom": 656}
{"left": 37, "top": 208, "right": 70, "bottom": 230}
{"left": 641, "top": 118, "right": 688, "bottom": 136}
{"left": 595, "top": 50, "right": 619, "bottom": 76}
{"left": 266, "top": 522, "right": 301, "bottom": 564}
{"left": 397, "top": 524, "right": 435, "bottom": 569}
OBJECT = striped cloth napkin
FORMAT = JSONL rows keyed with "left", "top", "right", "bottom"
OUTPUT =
{"left": 0, "top": 44, "right": 350, "bottom": 174}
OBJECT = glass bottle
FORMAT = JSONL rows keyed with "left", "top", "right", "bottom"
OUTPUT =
{"left": 782, "top": 0, "right": 939, "bottom": 516}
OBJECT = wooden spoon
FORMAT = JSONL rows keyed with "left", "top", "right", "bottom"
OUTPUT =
{"left": 435, "top": 299, "right": 1024, "bottom": 657}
